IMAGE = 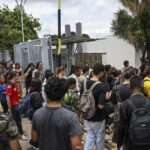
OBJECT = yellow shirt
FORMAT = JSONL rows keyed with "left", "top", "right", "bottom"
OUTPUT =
{"left": 144, "top": 76, "right": 150, "bottom": 96}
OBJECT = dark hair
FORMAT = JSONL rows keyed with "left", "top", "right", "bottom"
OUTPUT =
{"left": 66, "top": 78, "right": 76, "bottom": 90}
{"left": 45, "top": 77, "right": 67, "bottom": 101}
{"left": 130, "top": 76, "right": 143, "bottom": 90}
{"left": 24, "top": 63, "right": 34, "bottom": 73}
{"left": 123, "top": 60, "right": 129, "bottom": 67}
{"left": 30, "top": 79, "right": 42, "bottom": 92}
{"left": 112, "top": 70, "right": 121, "bottom": 78}
{"left": 83, "top": 66, "right": 89, "bottom": 74}
{"left": 105, "top": 65, "right": 111, "bottom": 72}
{"left": 44, "top": 69, "right": 53, "bottom": 80}
{"left": 15, "top": 63, "right": 21, "bottom": 69}
{"left": 69, "top": 65, "right": 80, "bottom": 75}
{"left": 56, "top": 66, "right": 65, "bottom": 75}
{"left": 93, "top": 64, "right": 105, "bottom": 75}
{"left": 124, "top": 72, "right": 131, "bottom": 80}
{"left": 36, "top": 62, "right": 42, "bottom": 69}
{"left": 7, "top": 71, "right": 16, "bottom": 81}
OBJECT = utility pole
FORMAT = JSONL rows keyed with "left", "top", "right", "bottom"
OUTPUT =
{"left": 15, "top": 0, "right": 28, "bottom": 42}
{"left": 57, "top": 0, "right": 62, "bottom": 66}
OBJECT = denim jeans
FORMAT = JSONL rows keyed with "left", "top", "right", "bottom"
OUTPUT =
{"left": 84, "top": 120, "right": 105, "bottom": 150}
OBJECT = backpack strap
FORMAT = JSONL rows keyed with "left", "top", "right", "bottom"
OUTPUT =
{"left": 83, "top": 79, "right": 87, "bottom": 92}
{"left": 83, "top": 80, "right": 100, "bottom": 92}
{"left": 89, "top": 81, "right": 100, "bottom": 91}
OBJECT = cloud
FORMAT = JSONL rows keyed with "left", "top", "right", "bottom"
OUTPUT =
{"left": 0, "top": 0, "right": 121, "bottom": 38}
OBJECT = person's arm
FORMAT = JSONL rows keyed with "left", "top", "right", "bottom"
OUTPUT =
{"left": 69, "top": 115, "right": 83, "bottom": 150}
{"left": 7, "top": 95, "right": 11, "bottom": 110}
{"left": 31, "top": 129, "right": 38, "bottom": 143}
{"left": 24, "top": 68, "right": 31, "bottom": 78}
{"left": 71, "top": 135, "right": 83, "bottom": 150}
{"left": 6, "top": 86, "right": 12, "bottom": 110}
{"left": 9, "top": 138, "right": 22, "bottom": 150}
{"left": 30, "top": 115, "right": 39, "bottom": 147}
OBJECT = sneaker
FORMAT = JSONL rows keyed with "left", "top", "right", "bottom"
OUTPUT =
{"left": 20, "top": 135, "right": 28, "bottom": 141}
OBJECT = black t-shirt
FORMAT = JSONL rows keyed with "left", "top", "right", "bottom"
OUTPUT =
{"left": 32, "top": 107, "right": 83, "bottom": 150}
{"left": 80, "top": 80, "right": 109, "bottom": 122}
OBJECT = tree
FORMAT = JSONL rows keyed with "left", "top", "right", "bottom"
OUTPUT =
{"left": 112, "top": 0, "right": 150, "bottom": 63}
{"left": 0, "top": 6, "right": 41, "bottom": 57}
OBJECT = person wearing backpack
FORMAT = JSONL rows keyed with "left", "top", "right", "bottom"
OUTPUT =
{"left": 28, "top": 79, "right": 43, "bottom": 120}
{"left": 80, "top": 64, "right": 109, "bottom": 150}
{"left": 117, "top": 76, "right": 150, "bottom": 150}
{"left": 62, "top": 78, "right": 79, "bottom": 112}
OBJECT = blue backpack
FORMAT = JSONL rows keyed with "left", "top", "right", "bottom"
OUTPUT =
{"left": 19, "top": 94, "right": 31, "bottom": 115}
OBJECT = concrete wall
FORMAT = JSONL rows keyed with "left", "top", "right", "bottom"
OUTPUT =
{"left": 82, "top": 36, "right": 136, "bottom": 69}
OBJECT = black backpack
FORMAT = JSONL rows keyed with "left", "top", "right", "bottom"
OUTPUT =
{"left": 128, "top": 99, "right": 150, "bottom": 147}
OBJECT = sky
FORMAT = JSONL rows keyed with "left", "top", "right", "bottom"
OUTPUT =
{"left": 0, "top": 0, "right": 122, "bottom": 38}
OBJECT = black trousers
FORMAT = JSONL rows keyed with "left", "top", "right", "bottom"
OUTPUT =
{"left": 11, "top": 105, "right": 23, "bottom": 135}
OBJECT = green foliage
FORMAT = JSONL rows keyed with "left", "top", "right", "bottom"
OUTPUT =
{"left": 112, "top": 0, "right": 150, "bottom": 59}
{"left": 0, "top": 6, "right": 41, "bottom": 55}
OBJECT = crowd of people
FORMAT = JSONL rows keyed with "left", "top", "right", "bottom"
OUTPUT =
{"left": 0, "top": 60, "right": 149, "bottom": 150}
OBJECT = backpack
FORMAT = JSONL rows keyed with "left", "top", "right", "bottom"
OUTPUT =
{"left": 79, "top": 80, "right": 100, "bottom": 120}
{"left": 19, "top": 94, "right": 31, "bottom": 115}
{"left": 19, "top": 92, "right": 43, "bottom": 116}
{"left": 128, "top": 99, "right": 150, "bottom": 147}
{"left": 0, "top": 113, "right": 10, "bottom": 150}
{"left": 63, "top": 90, "right": 78, "bottom": 112}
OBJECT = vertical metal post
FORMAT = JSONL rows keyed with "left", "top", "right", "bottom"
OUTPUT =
{"left": 20, "top": 4, "right": 25, "bottom": 42}
{"left": 57, "top": 0, "right": 62, "bottom": 66}
{"left": 15, "top": 0, "right": 26, "bottom": 42}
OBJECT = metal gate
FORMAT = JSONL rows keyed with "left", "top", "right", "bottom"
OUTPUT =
{"left": 14, "top": 38, "right": 53, "bottom": 71}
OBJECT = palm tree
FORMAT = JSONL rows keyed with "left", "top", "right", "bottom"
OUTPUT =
{"left": 112, "top": 0, "right": 150, "bottom": 63}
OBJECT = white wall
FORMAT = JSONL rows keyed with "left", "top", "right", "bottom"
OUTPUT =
{"left": 82, "top": 36, "right": 136, "bottom": 69}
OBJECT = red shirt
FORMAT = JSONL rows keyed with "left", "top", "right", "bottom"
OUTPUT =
{"left": 6, "top": 85, "right": 20, "bottom": 107}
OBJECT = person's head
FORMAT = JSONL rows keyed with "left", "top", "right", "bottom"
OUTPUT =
{"left": 7, "top": 71, "right": 16, "bottom": 85}
{"left": 44, "top": 77, "right": 67, "bottom": 102}
{"left": 15, "top": 63, "right": 21, "bottom": 70}
{"left": 123, "top": 60, "right": 129, "bottom": 68}
{"left": 112, "top": 69, "right": 122, "bottom": 79}
{"left": 130, "top": 76, "right": 143, "bottom": 92}
{"left": 44, "top": 69, "right": 54, "bottom": 80}
{"left": 30, "top": 79, "right": 42, "bottom": 92}
{"left": 66, "top": 78, "right": 76, "bottom": 90}
{"left": 36, "top": 62, "right": 43, "bottom": 71}
{"left": 124, "top": 72, "right": 131, "bottom": 80}
{"left": 93, "top": 64, "right": 105, "bottom": 81}
{"left": 74, "top": 66, "right": 81, "bottom": 77}
{"left": 56, "top": 66, "right": 65, "bottom": 78}
{"left": 83, "top": 66, "right": 89, "bottom": 75}
{"left": 105, "top": 65, "right": 111, "bottom": 74}
{"left": 0, "top": 74, "right": 6, "bottom": 84}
